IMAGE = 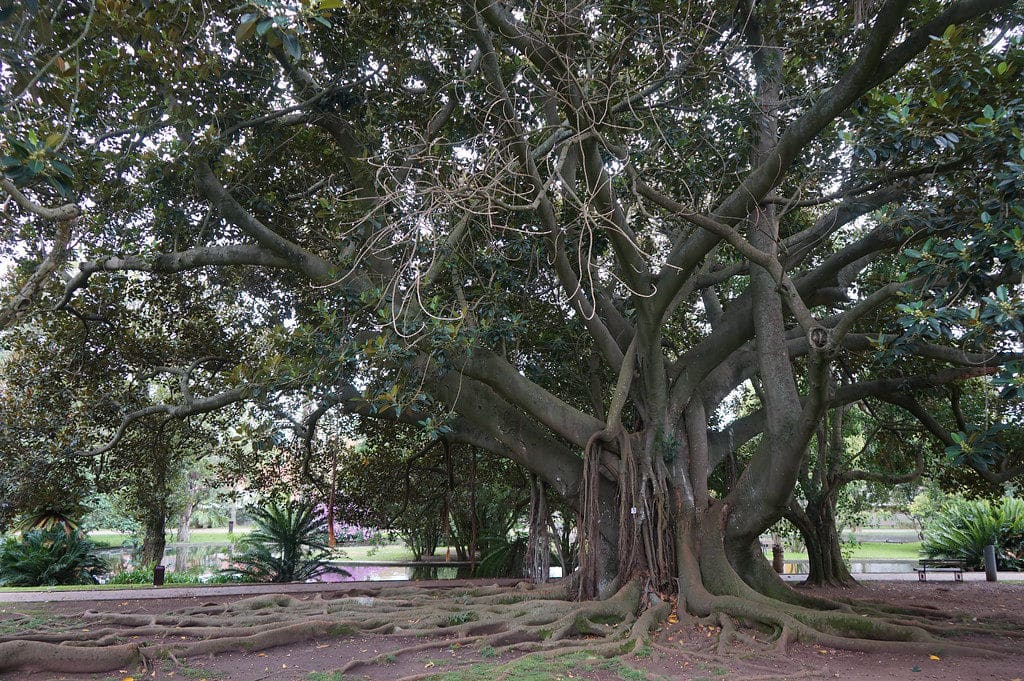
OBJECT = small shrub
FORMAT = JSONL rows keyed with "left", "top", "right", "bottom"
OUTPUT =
{"left": 105, "top": 568, "right": 155, "bottom": 585}
{"left": 106, "top": 568, "right": 217, "bottom": 585}
{"left": 921, "top": 497, "right": 1024, "bottom": 570}
{"left": 0, "top": 528, "right": 107, "bottom": 586}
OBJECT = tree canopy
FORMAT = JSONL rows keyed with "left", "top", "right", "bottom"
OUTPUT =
{"left": 3, "top": 0, "right": 1024, "bottom": 655}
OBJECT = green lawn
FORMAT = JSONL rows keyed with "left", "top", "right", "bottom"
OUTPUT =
{"left": 775, "top": 541, "right": 922, "bottom": 562}
{"left": 331, "top": 544, "right": 461, "bottom": 562}
{"left": 86, "top": 527, "right": 251, "bottom": 548}
{"left": 0, "top": 583, "right": 176, "bottom": 593}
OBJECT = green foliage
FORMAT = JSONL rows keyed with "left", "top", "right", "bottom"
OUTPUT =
{"left": 440, "top": 611, "right": 479, "bottom": 627}
{"left": 0, "top": 130, "right": 75, "bottom": 196}
{"left": 0, "top": 528, "right": 107, "bottom": 586}
{"left": 105, "top": 567, "right": 250, "bottom": 585}
{"left": 81, "top": 494, "right": 137, "bottom": 534}
{"left": 475, "top": 534, "right": 528, "bottom": 579}
{"left": 921, "top": 497, "right": 1024, "bottom": 570}
{"left": 222, "top": 499, "right": 339, "bottom": 583}
{"left": 14, "top": 502, "right": 87, "bottom": 535}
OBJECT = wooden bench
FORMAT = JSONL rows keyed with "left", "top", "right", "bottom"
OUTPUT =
{"left": 914, "top": 559, "right": 966, "bottom": 582}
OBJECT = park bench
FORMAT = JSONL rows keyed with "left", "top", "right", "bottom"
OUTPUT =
{"left": 914, "top": 558, "right": 966, "bottom": 582}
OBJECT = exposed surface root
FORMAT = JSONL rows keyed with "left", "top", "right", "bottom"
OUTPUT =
{"left": 0, "top": 580, "right": 668, "bottom": 675}
{"left": 694, "top": 590, "right": 1021, "bottom": 659}
{"left": 4, "top": 577, "right": 1020, "bottom": 676}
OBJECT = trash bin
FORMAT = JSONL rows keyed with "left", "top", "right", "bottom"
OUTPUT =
{"left": 153, "top": 564, "right": 166, "bottom": 586}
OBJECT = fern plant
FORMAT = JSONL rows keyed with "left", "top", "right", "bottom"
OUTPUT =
{"left": 921, "top": 497, "right": 1024, "bottom": 570}
{"left": 221, "top": 499, "right": 341, "bottom": 583}
{"left": 0, "top": 528, "right": 108, "bottom": 586}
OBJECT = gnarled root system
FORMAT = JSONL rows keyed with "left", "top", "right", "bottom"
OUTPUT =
{"left": 0, "top": 580, "right": 666, "bottom": 675}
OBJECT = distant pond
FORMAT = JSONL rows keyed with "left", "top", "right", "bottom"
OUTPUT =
{"left": 99, "top": 543, "right": 506, "bottom": 582}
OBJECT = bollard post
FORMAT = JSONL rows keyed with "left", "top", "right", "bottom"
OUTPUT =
{"left": 772, "top": 544, "right": 785, "bottom": 574}
{"left": 983, "top": 544, "right": 998, "bottom": 582}
{"left": 153, "top": 564, "right": 166, "bottom": 586}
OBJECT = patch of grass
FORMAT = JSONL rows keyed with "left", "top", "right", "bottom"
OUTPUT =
{"left": 0, "top": 608, "right": 58, "bottom": 633}
{"left": 424, "top": 652, "right": 598, "bottom": 681}
{"left": 600, "top": 658, "right": 654, "bottom": 681}
{"left": 329, "top": 623, "right": 356, "bottom": 636}
{"left": 441, "top": 611, "right": 479, "bottom": 626}
{"left": 306, "top": 672, "right": 349, "bottom": 681}
{"left": 327, "top": 543, "right": 462, "bottom": 562}
{"left": 180, "top": 665, "right": 223, "bottom": 679}
{"left": 422, "top": 653, "right": 664, "bottom": 681}
{"left": 380, "top": 653, "right": 397, "bottom": 664}
{"left": 496, "top": 595, "right": 524, "bottom": 605}
{"left": 633, "top": 644, "right": 653, "bottom": 659}
{"left": 478, "top": 645, "right": 497, "bottom": 658}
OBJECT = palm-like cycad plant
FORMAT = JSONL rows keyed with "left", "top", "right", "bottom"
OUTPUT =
{"left": 922, "top": 498, "right": 1024, "bottom": 570}
{"left": 223, "top": 499, "right": 339, "bottom": 582}
{"left": 0, "top": 528, "right": 107, "bottom": 586}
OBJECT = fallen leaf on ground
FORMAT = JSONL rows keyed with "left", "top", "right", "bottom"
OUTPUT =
{"left": 929, "top": 654, "right": 941, "bottom": 661}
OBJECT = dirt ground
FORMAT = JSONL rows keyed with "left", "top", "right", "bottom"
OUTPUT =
{"left": 1, "top": 580, "right": 1022, "bottom": 681}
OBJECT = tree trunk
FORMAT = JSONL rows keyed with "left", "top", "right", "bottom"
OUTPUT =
{"left": 804, "top": 497, "right": 855, "bottom": 587}
{"left": 174, "top": 504, "right": 193, "bottom": 572}
{"left": 786, "top": 493, "right": 856, "bottom": 588}
{"left": 140, "top": 512, "right": 166, "bottom": 568}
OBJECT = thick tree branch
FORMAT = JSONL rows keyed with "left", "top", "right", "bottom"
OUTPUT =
{"left": 0, "top": 219, "right": 74, "bottom": 329}
{"left": 1, "top": 178, "right": 81, "bottom": 221}
{"left": 57, "top": 245, "right": 295, "bottom": 310}
{"left": 194, "top": 162, "right": 339, "bottom": 284}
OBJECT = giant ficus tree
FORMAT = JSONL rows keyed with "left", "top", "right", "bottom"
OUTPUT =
{"left": 3, "top": 0, "right": 1024, "bottom": 668}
